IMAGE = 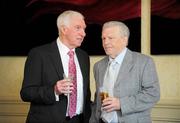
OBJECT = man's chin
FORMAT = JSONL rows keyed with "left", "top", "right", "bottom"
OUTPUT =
{"left": 105, "top": 51, "right": 111, "bottom": 56}
{"left": 105, "top": 49, "right": 112, "bottom": 54}
{"left": 76, "top": 43, "right": 82, "bottom": 47}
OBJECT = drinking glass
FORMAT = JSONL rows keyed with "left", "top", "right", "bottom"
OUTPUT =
{"left": 99, "top": 86, "right": 109, "bottom": 102}
{"left": 63, "top": 73, "right": 73, "bottom": 95}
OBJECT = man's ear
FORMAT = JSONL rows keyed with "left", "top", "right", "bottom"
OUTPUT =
{"left": 61, "top": 25, "right": 68, "bottom": 34}
{"left": 123, "top": 36, "right": 128, "bottom": 45}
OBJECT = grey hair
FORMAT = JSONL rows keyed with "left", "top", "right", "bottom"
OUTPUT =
{"left": 56, "top": 10, "right": 84, "bottom": 34}
{"left": 102, "top": 21, "right": 130, "bottom": 39}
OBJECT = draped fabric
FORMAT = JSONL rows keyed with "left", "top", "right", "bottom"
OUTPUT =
{"left": 1, "top": 0, "right": 179, "bottom": 55}
{"left": 24, "top": 0, "right": 180, "bottom": 24}
{"left": 24, "top": 0, "right": 141, "bottom": 24}
{"left": 151, "top": 0, "right": 180, "bottom": 54}
{"left": 151, "top": 0, "right": 180, "bottom": 19}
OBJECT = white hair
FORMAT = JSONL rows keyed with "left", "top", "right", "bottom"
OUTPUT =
{"left": 56, "top": 10, "right": 84, "bottom": 35}
{"left": 102, "top": 21, "right": 130, "bottom": 39}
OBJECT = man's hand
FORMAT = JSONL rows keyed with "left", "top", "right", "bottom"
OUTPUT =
{"left": 102, "top": 97, "right": 120, "bottom": 112}
{"left": 54, "top": 79, "right": 73, "bottom": 95}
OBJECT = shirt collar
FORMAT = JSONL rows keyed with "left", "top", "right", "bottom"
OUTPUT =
{"left": 56, "top": 37, "right": 75, "bottom": 54}
{"left": 109, "top": 47, "right": 127, "bottom": 65}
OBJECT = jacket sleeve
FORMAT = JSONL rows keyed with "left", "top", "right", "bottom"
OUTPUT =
{"left": 20, "top": 48, "right": 56, "bottom": 104}
{"left": 89, "top": 63, "right": 101, "bottom": 123}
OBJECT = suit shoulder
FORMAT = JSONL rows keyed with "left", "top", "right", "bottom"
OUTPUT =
{"left": 132, "top": 51, "right": 153, "bottom": 60}
{"left": 94, "top": 56, "right": 108, "bottom": 66}
{"left": 76, "top": 48, "right": 88, "bottom": 54}
{"left": 28, "top": 42, "right": 54, "bottom": 56}
{"left": 131, "top": 51, "right": 154, "bottom": 64}
{"left": 76, "top": 48, "right": 89, "bottom": 58}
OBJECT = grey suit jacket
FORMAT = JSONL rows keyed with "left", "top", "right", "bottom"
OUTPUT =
{"left": 90, "top": 49, "right": 160, "bottom": 123}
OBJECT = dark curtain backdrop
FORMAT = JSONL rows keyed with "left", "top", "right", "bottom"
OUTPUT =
{"left": 1, "top": 0, "right": 141, "bottom": 56}
{"left": 24, "top": 0, "right": 141, "bottom": 23}
{"left": 1, "top": 0, "right": 179, "bottom": 55}
{"left": 151, "top": 0, "right": 180, "bottom": 54}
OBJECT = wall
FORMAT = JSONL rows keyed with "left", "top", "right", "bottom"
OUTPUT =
{"left": 0, "top": 0, "right": 180, "bottom": 122}
{"left": 0, "top": 57, "right": 28, "bottom": 123}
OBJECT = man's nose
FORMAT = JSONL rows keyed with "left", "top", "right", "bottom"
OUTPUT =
{"left": 81, "top": 29, "right": 86, "bottom": 37}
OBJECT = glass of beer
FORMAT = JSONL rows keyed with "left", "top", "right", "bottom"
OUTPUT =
{"left": 99, "top": 87, "right": 109, "bottom": 102}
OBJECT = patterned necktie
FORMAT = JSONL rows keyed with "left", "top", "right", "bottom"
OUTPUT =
{"left": 68, "top": 50, "right": 77, "bottom": 118}
{"left": 102, "top": 60, "right": 117, "bottom": 123}
{"left": 103, "top": 60, "right": 115, "bottom": 94}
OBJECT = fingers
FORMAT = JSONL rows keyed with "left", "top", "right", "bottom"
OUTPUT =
{"left": 102, "top": 97, "right": 120, "bottom": 112}
{"left": 102, "top": 98, "right": 114, "bottom": 112}
{"left": 54, "top": 79, "right": 74, "bottom": 95}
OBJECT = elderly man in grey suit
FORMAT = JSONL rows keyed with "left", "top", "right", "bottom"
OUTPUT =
{"left": 90, "top": 21, "right": 160, "bottom": 123}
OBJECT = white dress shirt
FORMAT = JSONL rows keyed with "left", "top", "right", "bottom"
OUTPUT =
{"left": 55, "top": 38, "right": 84, "bottom": 115}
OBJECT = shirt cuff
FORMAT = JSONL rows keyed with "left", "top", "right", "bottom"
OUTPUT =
{"left": 54, "top": 91, "right": 59, "bottom": 101}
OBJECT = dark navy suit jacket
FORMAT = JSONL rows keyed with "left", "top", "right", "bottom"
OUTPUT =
{"left": 20, "top": 41, "right": 91, "bottom": 123}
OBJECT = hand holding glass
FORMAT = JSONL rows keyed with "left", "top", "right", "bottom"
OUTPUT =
{"left": 99, "top": 87, "right": 109, "bottom": 102}
{"left": 63, "top": 73, "right": 74, "bottom": 95}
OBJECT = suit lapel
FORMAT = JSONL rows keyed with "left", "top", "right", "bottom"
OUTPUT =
{"left": 75, "top": 48, "right": 88, "bottom": 97}
{"left": 46, "top": 41, "right": 67, "bottom": 122}
{"left": 49, "top": 41, "right": 64, "bottom": 80}
{"left": 76, "top": 49, "right": 85, "bottom": 81}
{"left": 99, "top": 57, "right": 109, "bottom": 87}
{"left": 114, "top": 49, "right": 134, "bottom": 87}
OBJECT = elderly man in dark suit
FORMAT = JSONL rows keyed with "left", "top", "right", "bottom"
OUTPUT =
{"left": 20, "top": 10, "right": 91, "bottom": 123}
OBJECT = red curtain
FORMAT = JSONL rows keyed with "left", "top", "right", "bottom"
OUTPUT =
{"left": 25, "top": 0, "right": 180, "bottom": 23}
{"left": 25, "top": 0, "right": 141, "bottom": 23}
{"left": 151, "top": 0, "right": 180, "bottom": 19}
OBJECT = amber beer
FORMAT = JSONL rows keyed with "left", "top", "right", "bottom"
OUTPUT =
{"left": 100, "top": 92, "right": 109, "bottom": 102}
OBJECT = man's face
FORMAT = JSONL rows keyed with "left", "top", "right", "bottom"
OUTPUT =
{"left": 102, "top": 26, "right": 127, "bottom": 58}
{"left": 63, "top": 16, "right": 86, "bottom": 49}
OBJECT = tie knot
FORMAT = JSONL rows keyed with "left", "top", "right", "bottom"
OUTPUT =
{"left": 108, "top": 60, "right": 114, "bottom": 66}
{"left": 68, "top": 50, "right": 74, "bottom": 57}
{"left": 108, "top": 60, "right": 117, "bottom": 69}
